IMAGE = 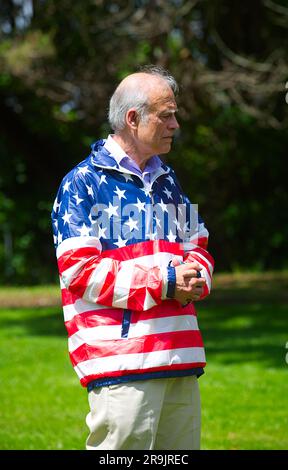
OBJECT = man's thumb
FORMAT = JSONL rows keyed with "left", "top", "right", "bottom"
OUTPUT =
{"left": 171, "top": 257, "right": 182, "bottom": 267}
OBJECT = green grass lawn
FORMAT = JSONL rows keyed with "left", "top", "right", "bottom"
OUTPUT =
{"left": 0, "top": 272, "right": 287, "bottom": 450}
{"left": 0, "top": 306, "right": 87, "bottom": 450}
{"left": 199, "top": 305, "right": 288, "bottom": 450}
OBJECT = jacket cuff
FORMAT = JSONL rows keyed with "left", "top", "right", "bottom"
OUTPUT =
{"left": 166, "top": 265, "right": 176, "bottom": 298}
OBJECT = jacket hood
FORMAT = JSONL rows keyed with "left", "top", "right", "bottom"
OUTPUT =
{"left": 90, "top": 139, "right": 170, "bottom": 176}
{"left": 90, "top": 139, "right": 122, "bottom": 169}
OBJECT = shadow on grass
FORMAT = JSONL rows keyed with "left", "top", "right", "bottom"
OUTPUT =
{"left": 0, "top": 306, "right": 67, "bottom": 337}
{"left": 198, "top": 300, "right": 288, "bottom": 370}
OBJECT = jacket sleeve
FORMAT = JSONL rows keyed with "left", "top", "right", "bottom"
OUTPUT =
{"left": 52, "top": 173, "right": 168, "bottom": 312}
{"left": 181, "top": 196, "right": 215, "bottom": 300}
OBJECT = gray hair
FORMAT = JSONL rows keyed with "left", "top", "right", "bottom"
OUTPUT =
{"left": 108, "top": 65, "right": 179, "bottom": 132}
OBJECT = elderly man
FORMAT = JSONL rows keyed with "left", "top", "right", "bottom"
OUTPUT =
{"left": 51, "top": 65, "right": 214, "bottom": 450}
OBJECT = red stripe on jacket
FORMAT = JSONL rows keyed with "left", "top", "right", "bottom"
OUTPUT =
{"left": 70, "top": 330, "right": 204, "bottom": 366}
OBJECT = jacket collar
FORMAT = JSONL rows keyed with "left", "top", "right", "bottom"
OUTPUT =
{"left": 90, "top": 139, "right": 170, "bottom": 180}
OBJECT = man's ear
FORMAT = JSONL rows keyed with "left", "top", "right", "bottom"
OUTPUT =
{"left": 126, "top": 109, "right": 138, "bottom": 129}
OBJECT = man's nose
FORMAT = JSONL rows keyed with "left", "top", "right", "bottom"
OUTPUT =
{"left": 168, "top": 115, "right": 180, "bottom": 130}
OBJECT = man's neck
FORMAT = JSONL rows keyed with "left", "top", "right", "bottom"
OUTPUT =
{"left": 112, "top": 133, "right": 151, "bottom": 171}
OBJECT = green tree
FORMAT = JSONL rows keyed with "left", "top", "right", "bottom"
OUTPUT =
{"left": 0, "top": 0, "right": 287, "bottom": 282}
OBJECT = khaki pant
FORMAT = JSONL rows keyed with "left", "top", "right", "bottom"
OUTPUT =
{"left": 86, "top": 375, "right": 201, "bottom": 450}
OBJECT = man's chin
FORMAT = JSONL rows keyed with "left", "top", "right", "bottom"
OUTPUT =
{"left": 159, "top": 143, "right": 172, "bottom": 155}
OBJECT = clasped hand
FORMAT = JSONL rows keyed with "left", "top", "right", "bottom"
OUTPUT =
{"left": 171, "top": 258, "right": 206, "bottom": 305}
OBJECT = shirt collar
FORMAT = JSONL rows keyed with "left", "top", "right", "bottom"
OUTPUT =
{"left": 104, "top": 134, "right": 127, "bottom": 165}
{"left": 104, "top": 134, "right": 162, "bottom": 176}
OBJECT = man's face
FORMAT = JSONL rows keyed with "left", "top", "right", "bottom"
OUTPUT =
{"left": 136, "top": 85, "right": 179, "bottom": 156}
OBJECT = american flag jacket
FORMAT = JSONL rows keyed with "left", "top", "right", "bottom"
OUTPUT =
{"left": 51, "top": 139, "right": 214, "bottom": 388}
